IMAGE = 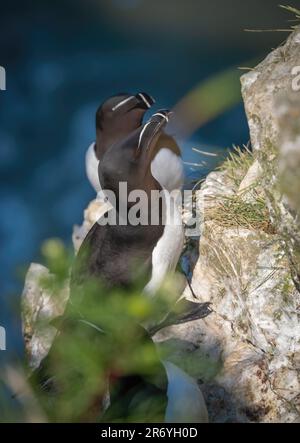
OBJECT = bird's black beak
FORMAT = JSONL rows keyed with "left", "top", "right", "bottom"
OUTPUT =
{"left": 136, "top": 109, "right": 172, "bottom": 153}
{"left": 150, "top": 109, "right": 172, "bottom": 125}
{"left": 135, "top": 92, "right": 155, "bottom": 110}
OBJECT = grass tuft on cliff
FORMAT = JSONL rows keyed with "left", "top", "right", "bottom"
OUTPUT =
{"left": 218, "top": 145, "right": 253, "bottom": 189}
{"left": 206, "top": 194, "right": 274, "bottom": 233}
{"left": 212, "top": 145, "right": 274, "bottom": 233}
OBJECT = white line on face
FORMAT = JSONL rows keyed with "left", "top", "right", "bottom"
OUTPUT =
{"left": 138, "top": 121, "right": 152, "bottom": 150}
{"left": 111, "top": 95, "right": 135, "bottom": 112}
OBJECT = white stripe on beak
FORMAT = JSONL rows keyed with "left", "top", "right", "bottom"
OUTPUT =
{"left": 151, "top": 112, "right": 171, "bottom": 123}
{"left": 137, "top": 93, "right": 152, "bottom": 109}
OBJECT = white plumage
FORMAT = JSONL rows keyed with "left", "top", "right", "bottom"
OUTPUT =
{"left": 151, "top": 147, "right": 184, "bottom": 192}
{"left": 143, "top": 190, "right": 184, "bottom": 295}
{"left": 163, "top": 361, "right": 209, "bottom": 423}
{"left": 85, "top": 142, "right": 101, "bottom": 193}
{"left": 144, "top": 148, "right": 184, "bottom": 295}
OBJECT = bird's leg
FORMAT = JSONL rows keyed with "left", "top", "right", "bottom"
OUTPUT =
{"left": 185, "top": 274, "right": 198, "bottom": 299}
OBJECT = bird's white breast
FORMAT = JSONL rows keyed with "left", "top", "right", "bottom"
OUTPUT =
{"left": 143, "top": 192, "right": 184, "bottom": 295}
{"left": 85, "top": 142, "right": 101, "bottom": 193}
{"left": 150, "top": 147, "right": 184, "bottom": 192}
{"left": 144, "top": 148, "right": 184, "bottom": 295}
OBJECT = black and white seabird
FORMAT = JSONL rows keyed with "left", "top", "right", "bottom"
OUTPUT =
{"left": 30, "top": 110, "right": 209, "bottom": 423}
{"left": 85, "top": 92, "right": 155, "bottom": 196}
{"left": 76, "top": 110, "right": 185, "bottom": 291}
{"left": 85, "top": 94, "right": 185, "bottom": 296}
{"left": 84, "top": 107, "right": 211, "bottom": 327}
{"left": 73, "top": 110, "right": 209, "bottom": 422}
{"left": 75, "top": 110, "right": 174, "bottom": 289}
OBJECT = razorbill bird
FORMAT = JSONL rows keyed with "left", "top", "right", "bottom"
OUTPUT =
{"left": 85, "top": 92, "right": 155, "bottom": 195}
{"left": 95, "top": 107, "right": 185, "bottom": 295}
{"left": 74, "top": 111, "right": 171, "bottom": 289}
{"left": 86, "top": 94, "right": 185, "bottom": 295}
{"left": 82, "top": 109, "right": 210, "bottom": 316}
{"left": 30, "top": 111, "right": 209, "bottom": 423}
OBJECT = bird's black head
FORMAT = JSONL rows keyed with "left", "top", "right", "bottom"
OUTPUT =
{"left": 95, "top": 92, "right": 155, "bottom": 160}
{"left": 99, "top": 110, "right": 172, "bottom": 208}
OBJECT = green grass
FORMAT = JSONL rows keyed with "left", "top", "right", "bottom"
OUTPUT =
{"left": 280, "top": 5, "right": 300, "bottom": 22}
{"left": 218, "top": 145, "right": 254, "bottom": 189}
{"left": 244, "top": 5, "right": 300, "bottom": 33}
{"left": 206, "top": 194, "right": 274, "bottom": 233}
{"left": 209, "top": 145, "right": 275, "bottom": 232}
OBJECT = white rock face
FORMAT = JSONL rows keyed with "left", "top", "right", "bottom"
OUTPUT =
{"left": 156, "top": 27, "right": 300, "bottom": 423}
{"left": 23, "top": 198, "right": 111, "bottom": 368}
{"left": 156, "top": 169, "right": 300, "bottom": 422}
{"left": 22, "top": 263, "right": 69, "bottom": 370}
{"left": 72, "top": 198, "right": 112, "bottom": 253}
{"left": 237, "top": 159, "right": 262, "bottom": 202}
{"left": 241, "top": 28, "right": 300, "bottom": 153}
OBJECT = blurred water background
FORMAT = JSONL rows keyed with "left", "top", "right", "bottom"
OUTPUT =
{"left": 0, "top": 0, "right": 290, "bottom": 360}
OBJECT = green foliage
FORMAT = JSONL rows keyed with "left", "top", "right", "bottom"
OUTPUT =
{"left": 158, "top": 340, "right": 222, "bottom": 382}
{"left": 26, "top": 238, "right": 186, "bottom": 422}
{"left": 40, "top": 238, "right": 73, "bottom": 291}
